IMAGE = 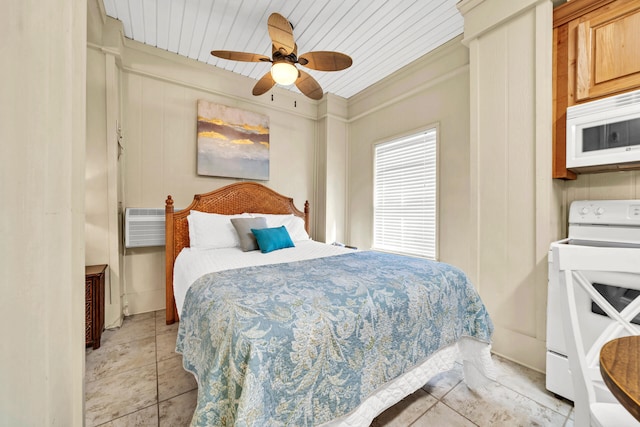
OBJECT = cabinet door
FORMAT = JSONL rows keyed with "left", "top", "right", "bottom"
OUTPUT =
{"left": 85, "top": 278, "right": 93, "bottom": 345}
{"left": 574, "top": 0, "right": 640, "bottom": 101}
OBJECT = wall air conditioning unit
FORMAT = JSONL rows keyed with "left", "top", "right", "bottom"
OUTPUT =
{"left": 124, "top": 208, "right": 165, "bottom": 248}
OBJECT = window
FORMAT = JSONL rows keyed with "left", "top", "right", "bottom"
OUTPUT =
{"left": 373, "top": 128, "right": 437, "bottom": 259}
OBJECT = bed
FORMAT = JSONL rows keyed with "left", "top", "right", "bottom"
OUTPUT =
{"left": 165, "top": 182, "right": 495, "bottom": 427}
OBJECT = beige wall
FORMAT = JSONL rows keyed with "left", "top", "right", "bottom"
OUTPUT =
{"left": 460, "top": 0, "right": 561, "bottom": 372}
{"left": 460, "top": 0, "right": 639, "bottom": 372}
{"left": 347, "top": 38, "right": 473, "bottom": 273}
{"left": 117, "top": 38, "right": 320, "bottom": 314}
{"left": 0, "top": 0, "right": 86, "bottom": 424}
{"left": 86, "top": 6, "right": 125, "bottom": 329}
{"left": 86, "top": 14, "right": 341, "bottom": 318}
{"left": 316, "top": 95, "right": 349, "bottom": 244}
{"left": 83, "top": 0, "right": 640, "bottom": 375}
{"left": 86, "top": 48, "right": 109, "bottom": 267}
{"left": 86, "top": 45, "right": 125, "bottom": 329}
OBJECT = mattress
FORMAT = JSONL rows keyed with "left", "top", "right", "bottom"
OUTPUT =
{"left": 173, "top": 240, "right": 354, "bottom": 315}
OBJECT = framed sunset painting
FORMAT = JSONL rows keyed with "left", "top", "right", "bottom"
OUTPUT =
{"left": 196, "top": 100, "right": 270, "bottom": 180}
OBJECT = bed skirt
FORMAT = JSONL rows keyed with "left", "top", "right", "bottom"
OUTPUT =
{"left": 320, "top": 337, "right": 495, "bottom": 427}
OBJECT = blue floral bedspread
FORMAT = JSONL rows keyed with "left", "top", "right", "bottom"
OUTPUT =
{"left": 177, "top": 251, "right": 493, "bottom": 426}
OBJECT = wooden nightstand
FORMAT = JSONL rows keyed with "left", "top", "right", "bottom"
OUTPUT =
{"left": 85, "top": 264, "right": 107, "bottom": 350}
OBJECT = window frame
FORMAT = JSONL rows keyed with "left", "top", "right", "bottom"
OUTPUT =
{"left": 371, "top": 125, "right": 439, "bottom": 260}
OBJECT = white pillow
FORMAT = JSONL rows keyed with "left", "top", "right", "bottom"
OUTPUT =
{"left": 188, "top": 211, "right": 250, "bottom": 250}
{"left": 248, "top": 213, "right": 310, "bottom": 242}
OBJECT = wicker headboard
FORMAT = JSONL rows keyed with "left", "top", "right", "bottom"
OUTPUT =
{"left": 164, "top": 182, "right": 310, "bottom": 324}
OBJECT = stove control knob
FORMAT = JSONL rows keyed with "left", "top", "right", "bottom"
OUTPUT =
{"left": 580, "top": 207, "right": 590, "bottom": 215}
{"left": 595, "top": 207, "right": 605, "bottom": 215}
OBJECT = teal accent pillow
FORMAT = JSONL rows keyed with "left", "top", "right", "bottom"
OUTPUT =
{"left": 251, "top": 226, "right": 295, "bottom": 253}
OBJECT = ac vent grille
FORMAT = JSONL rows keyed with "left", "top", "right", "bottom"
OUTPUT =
{"left": 125, "top": 208, "right": 165, "bottom": 248}
{"left": 128, "top": 208, "right": 165, "bottom": 216}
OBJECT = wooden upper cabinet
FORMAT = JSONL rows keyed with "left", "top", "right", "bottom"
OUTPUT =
{"left": 553, "top": 0, "right": 640, "bottom": 179}
{"left": 575, "top": 1, "right": 640, "bottom": 101}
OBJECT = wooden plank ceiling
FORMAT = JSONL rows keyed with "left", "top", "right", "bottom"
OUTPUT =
{"left": 102, "top": 0, "right": 463, "bottom": 99}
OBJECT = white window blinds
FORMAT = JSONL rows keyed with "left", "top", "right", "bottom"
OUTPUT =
{"left": 373, "top": 129, "right": 437, "bottom": 259}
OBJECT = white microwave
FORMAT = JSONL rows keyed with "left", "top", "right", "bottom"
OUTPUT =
{"left": 566, "top": 89, "right": 640, "bottom": 171}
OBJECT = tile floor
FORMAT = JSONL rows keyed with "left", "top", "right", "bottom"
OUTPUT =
{"left": 85, "top": 311, "right": 575, "bottom": 426}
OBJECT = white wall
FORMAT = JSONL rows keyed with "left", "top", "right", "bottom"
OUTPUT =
{"left": 0, "top": 0, "right": 86, "bottom": 424}
{"left": 347, "top": 38, "right": 473, "bottom": 273}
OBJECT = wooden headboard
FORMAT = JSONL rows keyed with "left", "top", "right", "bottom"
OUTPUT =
{"left": 164, "top": 182, "right": 310, "bottom": 324}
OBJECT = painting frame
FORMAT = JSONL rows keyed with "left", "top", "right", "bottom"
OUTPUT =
{"left": 196, "top": 100, "right": 270, "bottom": 180}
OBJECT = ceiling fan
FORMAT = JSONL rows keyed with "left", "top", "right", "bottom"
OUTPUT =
{"left": 211, "top": 13, "right": 352, "bottom": 100}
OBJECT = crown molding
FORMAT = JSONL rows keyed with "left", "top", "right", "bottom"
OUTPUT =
{"left": 457, "top": 0, "right": 485, "bottom": 16}
{"left": 458, "top": 0, "right": 551, "bottom": 45}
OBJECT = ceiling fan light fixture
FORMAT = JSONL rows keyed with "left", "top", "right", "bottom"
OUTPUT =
{"left": 271, "top": 62, "right": 298, "bottom": 86}
{"left": 211, "top": 13, "right": 351, "bottom": 99}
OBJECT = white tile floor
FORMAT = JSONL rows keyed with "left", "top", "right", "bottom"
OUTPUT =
{"left": 85, "top": 311, "right": 575, "bottom": 426}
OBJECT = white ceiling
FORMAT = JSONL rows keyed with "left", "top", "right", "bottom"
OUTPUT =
{"left": 102, "top": 0, "right": 464, "bottom": 99}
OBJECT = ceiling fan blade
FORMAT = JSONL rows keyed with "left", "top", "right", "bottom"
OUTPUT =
{"left": 298, "top": 51, "right": 353, "bottom": 71}
{"left": 211, "top": 50, "right": 271, "bottom": 63}
{"left": 295, "top": 70, "right": 323, "bottom": 100}
{"left": 252, "top": 72, "right": 276, "bottom": 96}
{"left": 268, "top": 13, "right": 295, "bottom": 55}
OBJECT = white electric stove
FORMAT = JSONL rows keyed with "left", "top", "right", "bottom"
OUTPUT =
{"left": 546, "top": 199, "right": 640, "bottom": 402}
